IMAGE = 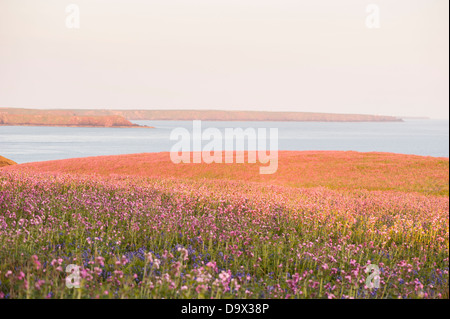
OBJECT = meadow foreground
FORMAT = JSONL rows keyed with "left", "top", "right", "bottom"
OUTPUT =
{"left": 0, "top": 151, "right": 448, "bottom": 299}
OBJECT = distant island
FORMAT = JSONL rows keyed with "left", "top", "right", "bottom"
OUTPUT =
{"left": 0, "top": 108, "right": 402, "bottom": 123}
{"left": 0, "top": 110, "right": 151, "bottom": 128}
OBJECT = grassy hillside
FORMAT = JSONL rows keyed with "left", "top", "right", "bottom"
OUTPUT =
{"left": 0, "top": 155, "right": 16, "bottom": 167}
{"left": 6, "top": 151, "right": 448, "bottom": 196}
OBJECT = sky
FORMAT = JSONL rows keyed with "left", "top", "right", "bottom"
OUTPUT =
{"left": 0, "top": 0, "right": 448, "bottom": 119}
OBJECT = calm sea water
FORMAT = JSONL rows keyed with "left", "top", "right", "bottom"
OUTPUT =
{"left": 0, "top": 119, "right": 448, "bottom": 164}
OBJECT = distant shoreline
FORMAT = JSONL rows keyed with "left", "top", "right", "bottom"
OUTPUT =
{"left": 0, "top": 124, "right": 153, "bottom": 128}
{"left": 0, "top": 108, "right": 403, "bottom": 123}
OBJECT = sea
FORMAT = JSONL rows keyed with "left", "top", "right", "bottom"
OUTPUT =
{"left": 0, "top": 119, "right": 448, "bottom": 164}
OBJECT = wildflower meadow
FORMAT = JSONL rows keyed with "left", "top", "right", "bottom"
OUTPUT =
{"left": 0, "top": 151, "right": 448, "bottom": 299}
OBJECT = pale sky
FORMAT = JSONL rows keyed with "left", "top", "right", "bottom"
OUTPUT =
{"left": 0, "top": 0, "right": 448, "bottom": 118}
